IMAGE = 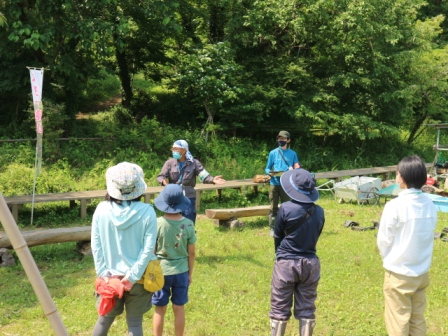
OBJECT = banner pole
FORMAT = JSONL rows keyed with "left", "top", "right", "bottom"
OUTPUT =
{"left": 0, "top": 193, "right": 68, "bottom": 335}
{"left": 30, "top": 143, "right": 39, "bottom": 226}
{"left": 27, "top": 67, "right": 45, "bottom": 226}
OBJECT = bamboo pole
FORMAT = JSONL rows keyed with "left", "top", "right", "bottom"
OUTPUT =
{"left": 0, "top": 192, "right": 68, "bottom": 335}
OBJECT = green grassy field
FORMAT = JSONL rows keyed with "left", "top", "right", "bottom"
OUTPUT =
{"left": 1, "top": 194, "right": 448, "bottom": 335}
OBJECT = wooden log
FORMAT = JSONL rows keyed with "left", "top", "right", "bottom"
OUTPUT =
{"left": 206, "top": 205, "right": 270, "bottom": 220}
{"left": 0, "top": 226, "right": 91, "bottom": 249}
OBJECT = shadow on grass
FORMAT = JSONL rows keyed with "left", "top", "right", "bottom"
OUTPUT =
{"left": 321, "top": 230, "right": 339, "bottom": 236}
{"left": 213, "top": 217, "right": 268, "bottom": 233}
{"left": 196, "top": 253, "right": 266, "bottom": 268}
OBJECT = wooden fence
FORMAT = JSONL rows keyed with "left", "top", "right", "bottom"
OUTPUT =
{"left": 2, "top": 164, "right": 432, "bottom": 222}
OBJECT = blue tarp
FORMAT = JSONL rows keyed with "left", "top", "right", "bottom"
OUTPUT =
{"left": 377, "top": 183, "right": 401, "bottom": 197}
{"left": 378, "top": 184, "right": 448, "bottom": 212}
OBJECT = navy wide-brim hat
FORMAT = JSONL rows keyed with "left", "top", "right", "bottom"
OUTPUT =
{"left": 154, "top": 184, "right": 191, "bottom": 214}
{"left": 280, "top": 168, "right": 319, "bottom": 203}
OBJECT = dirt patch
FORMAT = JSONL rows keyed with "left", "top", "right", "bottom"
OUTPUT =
{"left": 95, "top": 94, "right": 122, "bottom": 111}
{"left": 76, "top": 94, "right": 122, "bottom": 119}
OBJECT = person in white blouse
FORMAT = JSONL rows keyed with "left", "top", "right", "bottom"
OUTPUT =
{"left": 377, "top": 155, "right": 437, "bottom": 336}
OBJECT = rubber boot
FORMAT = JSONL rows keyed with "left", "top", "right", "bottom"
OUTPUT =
{"left": 299, "top": 319, "right": 316, "bottom": 336}
{"left": 270, "top": 319, "right": 287, "bottom": 336}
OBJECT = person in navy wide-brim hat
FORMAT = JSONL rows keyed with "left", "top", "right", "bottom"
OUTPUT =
{"left": 269, "top": 168, "right": 324, "bottom": 336}
{"left": 280, "top": 168, "right": 319, "bottom": 203}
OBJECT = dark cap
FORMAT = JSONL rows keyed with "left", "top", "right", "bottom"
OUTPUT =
{"left": 277, "top": 130, "right": 290, "bottom": 139}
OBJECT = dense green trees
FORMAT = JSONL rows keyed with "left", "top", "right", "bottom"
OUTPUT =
{"left": 0, "top": 0, "right": 447, "bottom": 143}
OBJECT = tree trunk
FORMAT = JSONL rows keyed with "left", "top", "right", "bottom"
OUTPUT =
{"left": 113, "top": 13, "right": 132, "bottom": 109}
{"left": 407, "top": 93, "right": 430, "bottom": 144}
{"left": 209, "top": 1, "right": 225, "bottom": 43}
{"left": 115, "top": 47, "right": 133, "bottom": 108}
{"left": 202, "top": 102, "right": 215, "bottom": 141}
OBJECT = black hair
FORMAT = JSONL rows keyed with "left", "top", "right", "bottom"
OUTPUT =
{"left": 397, "top": 155, "right": 427, "bottom": 189}
{"left": 105, "top": 193, "right": 142, "bottom": 204}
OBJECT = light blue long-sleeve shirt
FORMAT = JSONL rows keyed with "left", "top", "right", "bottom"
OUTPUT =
{"left": 265, "top": 147, "right": 299, "bottom": 185}
{"left": 91, "top": 200, "right": 158, "bottom": 283}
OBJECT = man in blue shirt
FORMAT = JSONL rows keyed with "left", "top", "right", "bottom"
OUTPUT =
{"left": 269, "top": 168, "right": 325, "bottom": 336}
{"left": 265, "top": 131, "right": 300, "bottom": 237}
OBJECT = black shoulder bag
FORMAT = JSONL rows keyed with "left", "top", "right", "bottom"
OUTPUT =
{"left": 277, "top": 149, "right": 290, "bottom": 168}
{"left": 284, "top": 205, "right": 316, "bottom": 236}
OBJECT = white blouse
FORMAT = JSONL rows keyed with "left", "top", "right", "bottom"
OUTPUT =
{"left": 377, "top": 188, "right": 437, "bottom": 276}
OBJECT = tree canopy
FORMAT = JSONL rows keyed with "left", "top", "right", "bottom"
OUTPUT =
{"left": 0, "top": 0, "right": 447, "bottom": 143}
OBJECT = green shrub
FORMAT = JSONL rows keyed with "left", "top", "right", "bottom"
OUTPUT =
{"left": 0, "top": 163, "right": 35, "bottom": 196}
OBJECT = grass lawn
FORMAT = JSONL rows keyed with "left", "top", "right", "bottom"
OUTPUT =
{"left": 1, "top": 195, "right": 448, "bottom": 335}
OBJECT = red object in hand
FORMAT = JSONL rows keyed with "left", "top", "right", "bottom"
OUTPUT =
{"left": 426, "top": 177, "right": 436, "bottom": 186}
{"left": 95, "top": 278, "right": 125, "bottom": 316}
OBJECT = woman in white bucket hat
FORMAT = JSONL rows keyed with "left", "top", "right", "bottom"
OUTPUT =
{"left": 91, "top": 162, "right": 158, "bottom": 336}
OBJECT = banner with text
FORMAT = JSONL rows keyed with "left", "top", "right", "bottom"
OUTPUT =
{"left": 29, "top": 68, "right": 44, "bottom": 175}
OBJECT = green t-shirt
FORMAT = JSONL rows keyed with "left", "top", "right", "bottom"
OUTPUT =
{"left": 155, "top": 216, "right": 197, "bottom": 276}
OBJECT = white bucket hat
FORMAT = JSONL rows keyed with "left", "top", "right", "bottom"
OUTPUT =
{"left": 106, "top": 162, "right": 147, "bottom": 200}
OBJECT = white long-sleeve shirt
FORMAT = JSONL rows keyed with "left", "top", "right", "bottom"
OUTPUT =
{"left": 377, "top": 188, "right": 437, "bottom": 277}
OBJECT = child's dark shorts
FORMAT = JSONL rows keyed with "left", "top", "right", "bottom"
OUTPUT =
{"left": 152, "top": 271, "right": 189, "bottom": 306}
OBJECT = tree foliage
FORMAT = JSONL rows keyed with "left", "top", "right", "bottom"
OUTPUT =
{"left": 0, "top": 0, "right": 447, "bottom": 143}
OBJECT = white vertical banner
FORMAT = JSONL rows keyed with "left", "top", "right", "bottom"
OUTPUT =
{"left": 30, "top": 68, "right": 43, "bottom": 105}
{"left": 28, "top": 67, "right": 44, "bottom": 174}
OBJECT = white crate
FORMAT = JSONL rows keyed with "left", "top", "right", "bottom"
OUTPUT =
{"left": 334, "top": 176, "right": 382, "bottom": 204}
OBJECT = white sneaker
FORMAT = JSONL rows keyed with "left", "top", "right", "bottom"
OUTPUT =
{"left": 270, "top": 228, "right": 275, "bottom": 238}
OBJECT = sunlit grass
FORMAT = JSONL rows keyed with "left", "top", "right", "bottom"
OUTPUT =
{"left": 1, "top": 196, "right": 448, "bottom": 335}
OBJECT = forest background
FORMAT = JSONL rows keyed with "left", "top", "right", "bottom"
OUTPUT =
{"left": 0, "top": 0, "right": 448, "bottom": 201}
{"left": 2, "top": 2, "right": 448, "bottom": 335}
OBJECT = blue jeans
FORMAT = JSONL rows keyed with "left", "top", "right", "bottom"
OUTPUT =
{"left": 182, "top": 197, "right": 196, "bottom": 224}
{"left": 152, "top": 272, "right": 189, "bottom": 306}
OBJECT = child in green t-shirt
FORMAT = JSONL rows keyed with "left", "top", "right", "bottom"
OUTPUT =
{"left": 152, "top": 184, "right": 197, "bottom": 336}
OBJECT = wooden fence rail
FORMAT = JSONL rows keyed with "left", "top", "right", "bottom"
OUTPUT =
{"left": 2, "top": 164, "right": 432, "bottom": 222}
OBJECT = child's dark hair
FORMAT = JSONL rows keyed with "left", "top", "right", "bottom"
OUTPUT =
{"left": 397, "top": 155, "right": 427, "bottom": 189}
{"left": 105, "top": 193, "right": 142, "bottom": 204}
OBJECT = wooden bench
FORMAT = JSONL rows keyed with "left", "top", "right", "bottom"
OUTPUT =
{"left": 194, "top": 179, "right": 260, "bottom": 210}
{"left": 2, "top": 164, "right": 433, "bottom": 222}
{"left": 205, "top": 163, "right": 434, "bottom": 226}
{"left": 206, "top": 205, "right": 270, "bottom": 226}
{"left": 3, "top": 187, "right": 164, "bottom": 222}
{"left": 2, "top": 182, "right": 260, "bottom": 222}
